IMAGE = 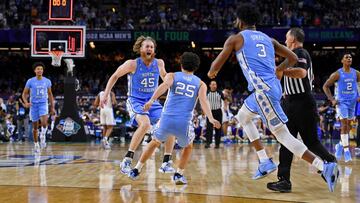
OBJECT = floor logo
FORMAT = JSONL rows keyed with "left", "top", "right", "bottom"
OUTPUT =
{"left": 57, "top": 117, "right": 81, "bottom": 136}
{"left": 0, "top": 155, "right": 82, "bottom": 167}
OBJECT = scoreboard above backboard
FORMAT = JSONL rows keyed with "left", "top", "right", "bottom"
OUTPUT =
{"left": 49, "top": 0, "right": 73, "bottom": 21}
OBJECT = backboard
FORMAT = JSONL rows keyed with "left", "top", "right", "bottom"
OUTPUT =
{"left": 31, "top": 25, "right": 86, "bottom": 58}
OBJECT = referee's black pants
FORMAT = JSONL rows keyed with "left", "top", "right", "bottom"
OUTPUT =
{"left": 278, "top": 93, "right": 336, "bottom": 181}
{"left": 206, "top": 109, "right": 222, "bottom": 146}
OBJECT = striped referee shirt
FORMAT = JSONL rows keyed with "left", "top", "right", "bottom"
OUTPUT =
{"left": 283, "top": 47, "right": 314, "bottom": 95}
{"left": 207, "top": 90, "right": 224, "bottom": 110}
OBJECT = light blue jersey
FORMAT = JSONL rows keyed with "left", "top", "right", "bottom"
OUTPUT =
{"left": 154, "top": 72, "right": 201, "bottom": 147}
{"left": 126, "top": 58, "right": 162, "bottom": 126}
{"left": 235, "top": 30, "right": 287, "bottom": 131}
{"left": 25, "top": 76, "right": 52, "bottom": 104}
{"left": 236, "top": 30, "right": 276, "bottom": 92}
{"left": 25, "top": 76, "right": 51, "bottom": 121}
{"left": 162, "top": 72, "right": 201, "bottom": 120}
{"left": 337, "top": 68, "right": 357, "bottom": 101}
{"left": 127, "top": 58, "right": 160, "bottom": 100}
{"left": 335, "top": 67, "right": 358, "bottom": 119}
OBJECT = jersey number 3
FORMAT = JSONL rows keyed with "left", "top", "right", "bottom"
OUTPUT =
{"left": 256, "top": 43, "right": 266, "bottom": 57}
{"left": 175, "top": 82, "right": 195, "bottom": 98}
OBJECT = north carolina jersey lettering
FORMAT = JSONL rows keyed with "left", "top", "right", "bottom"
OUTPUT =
{"left": 127, "top": 58, "right": 160, "bottom": 99}
{"left": 337, "top": 68, "right": 357, "bottom": 101}
{"left": 25, "top": 76, "right": 51, "bottom": 103}
{"left": 162, "top": 72, "right": 201, "bottom": 120}
{"left": 235, "top": 30, "right": 276, "bottom": 92}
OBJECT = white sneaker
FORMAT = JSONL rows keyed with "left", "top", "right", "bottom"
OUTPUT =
{"left": 102, "top": 138, "right": 111, "bottom": 150}
{"left": 34, "top": 143, "right": 40, "bottom": 154}
{"left": 40, "top": 136, "right": 47, "bottom": 149}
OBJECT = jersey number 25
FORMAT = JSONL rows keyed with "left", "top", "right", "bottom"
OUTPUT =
{"left": 175, "top": 82, "right": 195, "bottom": 98}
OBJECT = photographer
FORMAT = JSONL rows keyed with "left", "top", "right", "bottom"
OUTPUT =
{"left": 15, "top": 95, "right": 29, "bottom": 142}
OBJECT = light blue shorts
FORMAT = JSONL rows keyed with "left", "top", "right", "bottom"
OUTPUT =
{"left": 336, "top": 99, "right": 356, "bottom": 119}
{"left": 30, "top": 102, "right": 48, "bottom": 122}
{"left": 154, "top": 116, "right": 194, "bottom": 148}
{"left": 126, "top": 97, "right": 163, "bottom": 126}
{"left": 244, "top": 85, "right": 288, "bottom": 131}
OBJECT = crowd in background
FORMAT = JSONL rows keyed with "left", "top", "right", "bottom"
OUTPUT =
{"left": 1, "top": 0, "right": 360, "bottom": 29}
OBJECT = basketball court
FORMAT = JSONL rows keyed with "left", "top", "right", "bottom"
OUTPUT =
{"left": 0, "top": 142, "right": 357, "bottom": 203}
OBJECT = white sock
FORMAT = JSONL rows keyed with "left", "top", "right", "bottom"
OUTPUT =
{"left": 41, "top": 127, "right": 47, "bottom": 138}
{"left": 176, "top": 168, "right": 184, "bottom": 175}
{"left": 34, "top": 142, "right": 40, "bottom": 147}
{"left": 103, "top": 136, "right": 108, "bottom": 141}
{"left": 341, "top": 134, "right": 349, "bottom": 147}
{"left": 312, "top": 157, "right": 324, "bottom": 171}
{"left": 256, "top": 149, "right": 269, "bottom": 162}
{"left": 344, "top": 147, "right": 350, "bottom": 152}
{"left": 135, "top": 162, "right": 144, "bottom": 172}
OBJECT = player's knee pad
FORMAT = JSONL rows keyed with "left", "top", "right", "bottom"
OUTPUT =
{"left": 237, "top": 106, "right": 260, "bottom": 142}
{"left": 236, "top": 106, "right": 255, "bottom": 126}
{"left": 273, "top": 125, "right": 307, "bottom": 158}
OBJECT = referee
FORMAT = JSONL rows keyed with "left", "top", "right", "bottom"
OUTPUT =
{"left": 205, "top": 80, "right": 223, "bottom": 149}
{"left": 267, "top": 28, "right": 336, "bottom": 192}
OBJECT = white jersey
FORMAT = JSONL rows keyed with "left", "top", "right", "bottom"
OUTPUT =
{"left": 100, "top": 91, "right": 113, "bottom": 109}
{"left": 198, "top": 115, "right": 207, "bottom": 128}
{"left": 99, "top": 91, "right": 115, "bottom": 126}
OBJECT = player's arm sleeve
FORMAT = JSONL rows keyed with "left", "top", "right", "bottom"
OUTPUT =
{"left": 48, "top": 79, "right": 52, "bottom": 88}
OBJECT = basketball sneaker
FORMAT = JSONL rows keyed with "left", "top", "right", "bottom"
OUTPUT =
{"left": 321, "top": 162, "right": 339, "bottom": 192}
{"left": 252, "top": 158, "right": 277, "bottom": 180}
{"left": 158, "top": 161, "right": 175, "bottom": 173}
{"left": 344, "top": 150, "right": 352, "bottom": 163}
{"left": 335, "top": 143, "right": 343, "bottom": 159}
{"left": 40, "top": 135, "right": 47, "bottom": 149}
{"left": 172, "top": 173, "right": 187, "bottom": 185}
{"left": 120, "top": 158, "right": 132, "bottom": 174}
{"left": 128, "top": 168, "right": 140, "bottom": 180}
{"left": 34, "top": 143, "right": 41, "bottom": 154}
{"left": 102, "top": 138, "right": 111, "bottom": 150}
{"left": 267, "top": 177, "right": 292, "bottom": 193}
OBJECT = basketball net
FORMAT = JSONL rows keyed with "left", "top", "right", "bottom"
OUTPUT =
{"left": 49, "top": 50, "right": 64, "bottom": 67}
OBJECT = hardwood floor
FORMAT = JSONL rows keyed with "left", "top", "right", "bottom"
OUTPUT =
{"left": 0, "top": 142, "right": 357, "bottom": 203}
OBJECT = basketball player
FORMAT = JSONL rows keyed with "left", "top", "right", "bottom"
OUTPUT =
{"left": 22, "top": 62, "right": 55, "bottom": 153}
{"left": 208, "top": 4, "right": 339, "bottom": 192}
{"left": 323, "top": 53, "right": 360, "bottom": 163}
{"left": 267, "top": 28, "right": 336, "bottom": 192}
{"left": 221, "top": 87, "right": 232, "bottom": 137}
{"left": 94, "top": 90, "right": 117, "bottom": 150}
{"left": 100, "top": 36, "right": 176, "bottom": 174}
{"left": 128, "top": 52, "right": 221, "bottom": 184}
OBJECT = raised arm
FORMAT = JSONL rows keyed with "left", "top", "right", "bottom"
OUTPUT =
{"left": 143, "top": 73, "right": 174, "bottom": 111}
{"left": 323, "top": 71, "right": 340, "bottom": 106}
{"left": 157, "top": 59, "right": 167, "bottom": 81}
{"left": 208, "top": 34, "right": 243, "bottom": 79}
{"left": 101, "top": 60, "right": 136, "bottom": 108}
{"left": 198, "top": 81, "right": 221, "bottom": 129}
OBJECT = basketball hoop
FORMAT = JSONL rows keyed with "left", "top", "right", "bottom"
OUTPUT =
{"left": 49, "top": 50, "right": 64, "bottom": 67}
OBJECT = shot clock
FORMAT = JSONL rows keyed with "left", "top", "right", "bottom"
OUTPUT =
{"left": 49, "top": 0, "right": 73, "bottom": 21}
